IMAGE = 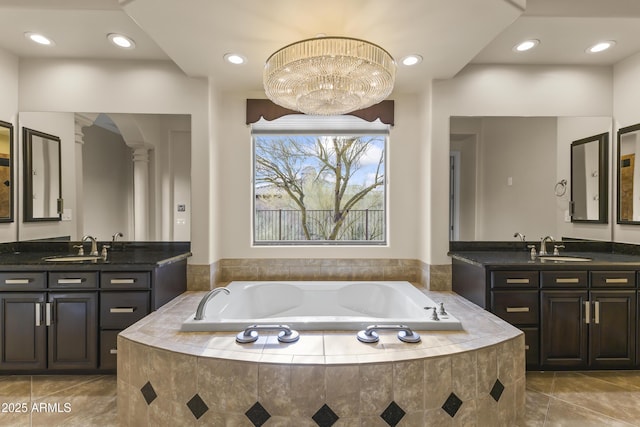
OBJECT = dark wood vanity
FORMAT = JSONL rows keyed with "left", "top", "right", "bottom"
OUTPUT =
{"left": 451, "top": 248, "right": 640, "bottom": 371}
{"left": 0, "top": 242, "right": 190, "bottom": 373}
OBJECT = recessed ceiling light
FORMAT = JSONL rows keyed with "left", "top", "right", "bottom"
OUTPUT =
{"left": 107, "top": 33, "right": 135, "bottom": 49}
{"left": 513, "top": 39, "right": 539, "bottom": 52}
{"left": 587, "top": 41, "right": 615, "bottom": 53}
{"left": 224, "top": 53, "right": 246, "bottom": 65}
{"left": 24, "top": 32, "right": 54, "bottom": 46}
{"left": 400, "top": 54, "right": 423, "bottom": 66}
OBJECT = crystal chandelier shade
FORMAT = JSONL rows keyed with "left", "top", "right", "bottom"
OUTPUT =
{"left": 263, "top": 37, "right": 396, "bottom": 116}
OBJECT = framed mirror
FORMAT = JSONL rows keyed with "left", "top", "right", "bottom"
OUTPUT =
{"left": 618, "top": 123, "right": 640, "bottom": 224}
{"left": 0, "top": 121, "right": 13, "bottom": 223}
{"left": 570, "top": 132, "right": 608, "bottom": 223}
{"left": 23, "top": 127, "right": 62, "bottom": 222}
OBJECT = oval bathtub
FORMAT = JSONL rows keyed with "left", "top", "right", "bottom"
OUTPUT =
{"left": 180, "top": 281, "right": 463, "bottom": 332}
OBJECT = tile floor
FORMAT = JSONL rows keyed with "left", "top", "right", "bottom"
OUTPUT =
{"left": 0, "top": 371, "right": 639, "bottom": 426}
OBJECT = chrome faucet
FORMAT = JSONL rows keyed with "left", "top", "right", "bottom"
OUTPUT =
{"left": 539, "top": 236, "right": 555, "bottom": 256}
{"left": 194, "top": 287, "right": 230, "bottom": 320}
{"left": 513, "top": 232, "right": 525, "bottom": 242}
{"left": 82, "top": 235, "right": 99, "bottom": 256}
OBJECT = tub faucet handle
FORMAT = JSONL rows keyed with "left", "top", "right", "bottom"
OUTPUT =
{"left": 438, "top": 302, "right": 448, "bottom": 316}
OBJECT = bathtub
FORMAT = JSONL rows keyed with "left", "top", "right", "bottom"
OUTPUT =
{"left": 180, "top": 281, "right": 462, "bottom": 332}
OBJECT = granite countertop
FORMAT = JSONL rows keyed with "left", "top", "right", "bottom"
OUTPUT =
{"left": 0, "top": 245, "right": 191, "bottom": 270}
{"left": 450, "top": 250, "right": 640, "bottom": 268}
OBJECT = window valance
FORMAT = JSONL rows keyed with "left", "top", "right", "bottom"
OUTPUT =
{"left": 246, "top": 99, "right": 394, "bottom": 126}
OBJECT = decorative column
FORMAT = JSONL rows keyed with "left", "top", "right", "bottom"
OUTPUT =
{"left": 74, "top": 114, "right": 94, "bottom": 239}
{"left": 132, "top": 147, "right": 150, "bottom": 240}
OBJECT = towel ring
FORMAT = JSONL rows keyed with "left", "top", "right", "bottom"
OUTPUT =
{"left": 554, "top": 179, "right": 567, "bottom": 197}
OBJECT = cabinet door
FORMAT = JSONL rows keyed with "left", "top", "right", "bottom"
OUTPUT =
{"left": 589, "top": 291, "right": 636, "bottom": 368}
{"left": 541, "top": 290, "right": 588, "bottom": 369}
{"left": 0, "top": 293, "right": 46, "bottom": 370}
{"left": 47, "top": 292, "right": 98, "bottom": 370}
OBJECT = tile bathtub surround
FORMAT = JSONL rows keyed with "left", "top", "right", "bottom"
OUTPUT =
{"left": 187, "top": 258, "right": 454, "bottom": 291}
{"left": 4, "top": 371, "right": 640, "bottom": 426}
{"left": 117, "top": 290, "right": 525, "bottom": 425}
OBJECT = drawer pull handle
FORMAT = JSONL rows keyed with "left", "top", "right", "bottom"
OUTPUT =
{"left": 35, "top": 302, "right": 41, "bottom": 326}
{"left": 45, "top": 303, "right": 52, "bottom": 326}
{"left": 5, "top": 279, "right": 31, "bottom": 285}
{"left": 110, "top": 307, "right": 135, "bottom": 313}
{"left": 57, "top": 278, "right": 84, "bottom": 285}
{"left": 506, "top": 307, "right": 530, "bottom": 313}
{"left": 525, "top": 345, "right": 530, "bottom": 350}
{"left": 110, "top": 279, "right": 136, "bottom": 284}
{"left": 506, "top": 278, "right": 530, "bottom": 284}
{"left": 585, "top": 301, "right": 590, "bottom": 324}
{"left": 109, "top": 349, "right": 118, "bottom": 355}
{"left": 555, "top": 278, "right": 580, "bottom": 284}
{"left": 605, "top": 278, "right": 628, "bottom": 284}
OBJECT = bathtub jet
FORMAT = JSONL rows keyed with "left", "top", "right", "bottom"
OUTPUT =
{"left": 180, "top": 281, "right": 463, "bottom": 332}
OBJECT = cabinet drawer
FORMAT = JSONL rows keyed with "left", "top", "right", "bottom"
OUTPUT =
{"left": 100, "top": 292, "right": 150, "bottom": 329}
{"left": 49, "top": 272, "right": 98, "bottom": 289}
{"left": 0, "top": 272, "right": 46, "bottom": 291}
{"left": 541, "top": 271, "right": 587, "bottom": 288}
{"left": 491, "top": 290, "right": 539, "bottom": 324}
{"left": 521, "top": 327, "right": 539, "bottom": 369}
{"left": 591, "top": 271, "right": 636, "bottom": 288}
{"left": 100, "top": 330, "right": 119, "bottom": 370}
{"left": 491, "top": 271, "right": 539, "bottom": 288}
{"left": 101, "top": 272, "right": 150, "bottom": 289}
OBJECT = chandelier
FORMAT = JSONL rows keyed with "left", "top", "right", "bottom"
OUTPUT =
{"left": 263, "top": 36, "right": 396, "bottom": 116}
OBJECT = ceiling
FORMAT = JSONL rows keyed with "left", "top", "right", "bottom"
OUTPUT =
{"left": 1, "top": 0, "right": 640, "bottom": 96}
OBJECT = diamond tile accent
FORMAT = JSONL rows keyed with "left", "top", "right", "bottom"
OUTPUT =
{"left": 140, "top": 381, "right": 157, "bottom": 405}
{"left": 442, "top": 392, "right": 463, "bottom": 418}
{"left": 312, "top": 404, "right": 339, "bottom": 427}
{"left": 186, "top": 394, "right": 209, "bottom": 420}
{"left": 490, "top": 379, "right": 505, "bottom": 402}
{"left": 380, "top": 401, "right": 406, "bottom": 426}
{"left": 245, "top": 402, "right": 271, "bottom": 427}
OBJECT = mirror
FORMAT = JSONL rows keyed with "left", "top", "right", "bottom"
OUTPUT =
{"left": 570, "top": 133, "right": 608, "bottom": 223}
{"left": 23, "top": 127, "right": 61, "bottom": 222}
{"left": 18, "top": 112, "right": 191, "bottom": 242}
{"left": 0, "top": 121, "right": 13, "bottom": 223}
{"left": 617, "top": 123, "right": 640, "bottom": 224}
{"left": 450, "top": 116, "right": 612, "bottom": 242}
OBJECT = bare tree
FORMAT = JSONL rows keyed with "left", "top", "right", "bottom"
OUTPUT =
{"left": 255, "top": 135, "right": 384, "bottom": 240}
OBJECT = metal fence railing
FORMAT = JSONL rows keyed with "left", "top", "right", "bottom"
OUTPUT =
{"left": 255, "top": 209, "right": 384, "bottom": 241}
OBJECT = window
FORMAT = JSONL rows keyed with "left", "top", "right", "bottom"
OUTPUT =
{"left": 252, "top": 116, "right": 388, "bottom": 245}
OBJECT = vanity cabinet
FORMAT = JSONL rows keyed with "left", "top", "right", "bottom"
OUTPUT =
{"left": 99, "top": 272, "right": 151, "bottom": 370}
{"left": 452, "top": 257, "right": 640, "bottom": 371}
{"left": 0, "top": 255, "right": 187, "bottom": 373}
{"left": 489, "top": 270, "right": 540, "bottom": 369}
{"left": 0, "top": 272, "right": 98, "bottom": 371}
{"left": 540, "top": 289, "right": 636, "bottom": 369}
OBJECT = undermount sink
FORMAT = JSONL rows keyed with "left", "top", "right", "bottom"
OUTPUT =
{"left": 538, "top": 255, "right": 592, "bottom": 262}
{"left": 44, "top": 255, "right": 102, "bottom": 262}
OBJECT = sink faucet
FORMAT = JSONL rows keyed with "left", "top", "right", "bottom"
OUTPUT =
{"left": 539, "top": 235, "right": 555, "bottom": 256}
{"left": 112, "top": 232, "right": 124, "bottom": 250}
{"left": 82, "top": 235, "right": 99, "bottom": 256}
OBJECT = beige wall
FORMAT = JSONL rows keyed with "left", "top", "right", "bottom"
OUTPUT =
{"left": 0, "top": 48, "right": 18, "bottom": 243}
{"left": 216, "top": 91, "right": 424, "bottom": 260}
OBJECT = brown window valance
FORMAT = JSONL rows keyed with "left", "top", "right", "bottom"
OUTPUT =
{"left": 246, "top": 99, "right": 394, "bottom": 126}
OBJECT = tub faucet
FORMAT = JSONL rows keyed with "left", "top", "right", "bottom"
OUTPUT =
{"left": 539, "top": 236, "right": 555, "bottom": 256}
{"left": 194, "top": 287, "right": 230, "bottom": 320}
{"left": 82, "top": 235, "right": 99, "bottom": 256}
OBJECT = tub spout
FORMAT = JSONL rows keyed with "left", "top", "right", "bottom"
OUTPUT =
{"left": 357, "top": 324, "right": 421, "bottom": 343}
{"left": 194, "top": 287, "right": 230, "bottom": 320}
